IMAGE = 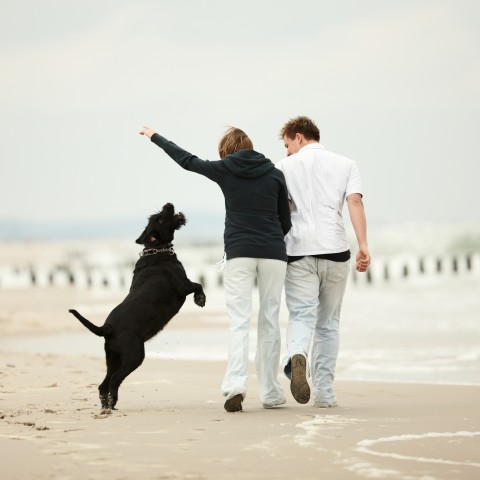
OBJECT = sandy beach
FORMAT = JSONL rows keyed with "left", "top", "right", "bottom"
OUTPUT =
{"left": 2, "top": 0, "right": 480, "bottom": 476}
{"left": 1, "top": 352, "right": 479, "bottom": 480}
{"left": 1, "top": 232, "right": 480, "bottom": 480}
{"left": 1, "top": 282, "right": 479, "bottom": 480}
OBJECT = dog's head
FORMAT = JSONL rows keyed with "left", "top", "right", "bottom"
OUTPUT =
{"left": 135, "top": 203, "right": 187, "bottom": 246}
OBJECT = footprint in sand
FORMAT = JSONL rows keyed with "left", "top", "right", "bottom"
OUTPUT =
{"left": 92, "top": 409, "right": 112, "bottom": 419}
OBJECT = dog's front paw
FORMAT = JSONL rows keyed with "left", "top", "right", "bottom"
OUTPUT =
{"left": 194, "top": 293, "right": 206, "bottom": 307}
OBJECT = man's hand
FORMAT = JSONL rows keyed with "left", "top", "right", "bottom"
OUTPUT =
{"left": 139, "top": 126, "right": 156, "bottom": 138}
{"left": 356, "top": 245, "right": 371, "bottom": 272}
{"left": 346, "top": 193, "right": 370, "bottom": 273}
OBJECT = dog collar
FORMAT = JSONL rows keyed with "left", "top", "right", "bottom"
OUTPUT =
{"left": 140, "top": 246, "right": 175, "bottom": 257}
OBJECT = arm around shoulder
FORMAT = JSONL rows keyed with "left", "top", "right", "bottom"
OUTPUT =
{"left": 276, "top": 171, "right": 292, "bottom": 235}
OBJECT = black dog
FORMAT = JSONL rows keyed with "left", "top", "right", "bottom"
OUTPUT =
{"left": 69, "top": 203, "right": 206, "bottom": 410}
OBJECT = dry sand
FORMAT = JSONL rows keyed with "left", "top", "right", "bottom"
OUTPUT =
{"left": 1, "top": 287, "right": 479, "bottom": 480}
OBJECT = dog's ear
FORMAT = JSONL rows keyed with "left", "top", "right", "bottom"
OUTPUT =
{"left": 173, "top": 212, "right": 186, "bottom": 230}
{"left": 135, "top": 227, "right": 148, "bottom": 244}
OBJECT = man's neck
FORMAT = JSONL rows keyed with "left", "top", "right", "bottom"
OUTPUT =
{"left": 300, "top": 139, "right": 318, "bottom": 148}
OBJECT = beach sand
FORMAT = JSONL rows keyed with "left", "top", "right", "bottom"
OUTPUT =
{"left": 1, "top": 287, "right": 479, "bottom": 480}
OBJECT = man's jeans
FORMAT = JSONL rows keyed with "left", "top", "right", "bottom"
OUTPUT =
{"left": 221, "top": 257, "right": 287, "bottom": 406}
{"left": 284, "top": 257, "right": 350, "bottom": 404}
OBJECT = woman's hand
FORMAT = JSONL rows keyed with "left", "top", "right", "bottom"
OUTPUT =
{"left": 139, "top": 126, "right": 156, "bottom": 138}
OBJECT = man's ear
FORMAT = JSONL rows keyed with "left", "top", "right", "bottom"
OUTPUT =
{"left": 174, "top": 212, "right": 187, "bottom": 230}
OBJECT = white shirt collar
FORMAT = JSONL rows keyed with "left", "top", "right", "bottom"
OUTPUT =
{"left": 298, "top": 143, "right": 325, "bottom": 153}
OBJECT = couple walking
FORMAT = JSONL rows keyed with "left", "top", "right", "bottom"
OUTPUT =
{"left": 140, "top": 116, "right": 370, "bottom": 412}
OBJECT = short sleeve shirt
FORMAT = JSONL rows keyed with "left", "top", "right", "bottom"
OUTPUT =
{"left": 276, "top": 143, "right": 363, "bottom": 256}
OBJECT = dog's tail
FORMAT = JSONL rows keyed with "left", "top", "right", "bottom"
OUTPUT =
{"left": 69, "top": 309, "right": 113, "bottom": 337}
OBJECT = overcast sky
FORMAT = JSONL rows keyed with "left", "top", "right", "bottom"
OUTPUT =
{"left": 1, "top": 0, "right": 479, "bottom": 235}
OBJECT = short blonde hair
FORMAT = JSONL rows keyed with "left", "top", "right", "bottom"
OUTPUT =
{"left": 218, "top": 127, "right": 253, "bottom": 159}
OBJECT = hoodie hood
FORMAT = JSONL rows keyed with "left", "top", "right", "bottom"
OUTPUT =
{"left": 222, "top": 149, "right": 275, "bottom": 179}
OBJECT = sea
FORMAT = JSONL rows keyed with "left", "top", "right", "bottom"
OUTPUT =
{"left": 1, "top": 222, "right": 479, "bottom": 386}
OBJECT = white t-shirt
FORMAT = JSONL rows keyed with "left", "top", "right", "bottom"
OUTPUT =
{"left": 276, "top": 143, "right": 362, "bottom": 256}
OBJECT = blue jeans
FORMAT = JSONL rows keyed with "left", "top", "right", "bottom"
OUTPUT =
{"left": 221, "top": 257, "right": 287, "bottom": 406}
{"left": 284, "top": 257, "right": 350, "bottom": 404}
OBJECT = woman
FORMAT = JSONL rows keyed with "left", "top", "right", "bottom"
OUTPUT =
{"left": 139, "top": 125, "right": 291, "bottom": 412}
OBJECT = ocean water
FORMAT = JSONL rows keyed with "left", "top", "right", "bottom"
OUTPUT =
{"left": 339, "top": 277, "right": 480, "bottom": 385}
{"left": 1, "top": 277, "right": 479, "bottom": 386}
{"left": 1, "top": 228, "right": 479, "bottom": 386}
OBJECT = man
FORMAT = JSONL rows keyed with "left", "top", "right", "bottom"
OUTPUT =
{"left": 276, "top": 116, "right": 370, "bottom": 408}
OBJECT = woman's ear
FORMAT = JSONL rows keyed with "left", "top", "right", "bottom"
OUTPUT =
{"left": 174, "top": 212, "right": 187, "bottom": 230}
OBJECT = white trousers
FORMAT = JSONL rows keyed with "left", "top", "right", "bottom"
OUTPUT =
{"left": 284, "top": 257, "right": 350, "bottom": 404}
{"left": 221, "top": 257, "right": 287, "bottom": 405}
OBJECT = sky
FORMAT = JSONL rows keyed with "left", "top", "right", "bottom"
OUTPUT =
{"left": 1, "top": 0, "right": 479, "bottom": 239}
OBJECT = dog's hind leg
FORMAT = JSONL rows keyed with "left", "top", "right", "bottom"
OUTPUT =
{"left": 107, "top": 342, "right": 145, "bottom": 410}
{"left": 99, "top": 345, "right": 121, "bottom": 409}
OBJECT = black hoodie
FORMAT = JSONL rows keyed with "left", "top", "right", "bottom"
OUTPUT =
{"left": 151, "top": 133, "right": 291, "bottom": 261}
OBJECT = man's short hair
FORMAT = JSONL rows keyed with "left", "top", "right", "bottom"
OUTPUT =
{"left": 218, "top": 127, "right": 253, "bottom": 159}
{"left": 279, "top": 116, "right": 320, "bottom": 142}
